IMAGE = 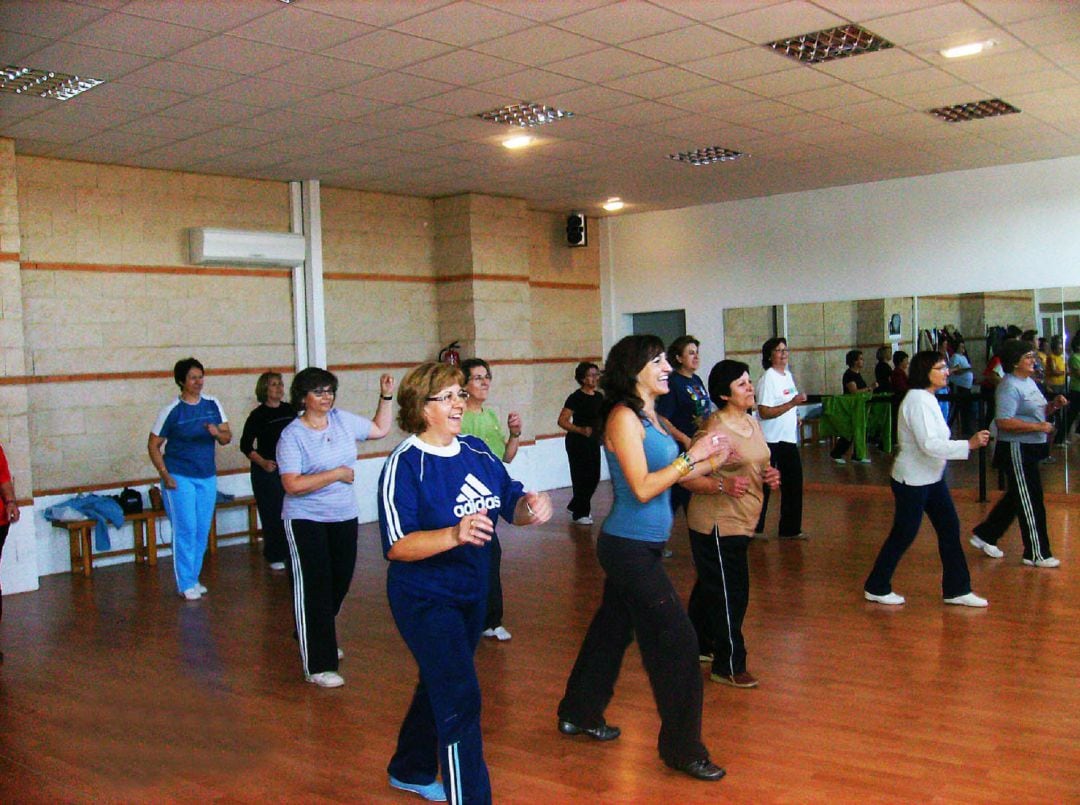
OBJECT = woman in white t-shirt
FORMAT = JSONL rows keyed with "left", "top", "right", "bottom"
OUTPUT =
{"left": 754, "top": 337, "right": 808, "bottom": 539}
{"left": 863, "top": 351, "right": 990, "bottom": 607}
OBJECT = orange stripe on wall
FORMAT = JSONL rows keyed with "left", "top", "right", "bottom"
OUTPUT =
{"left": 530, "top": 280, "right": 600, "bottom": 290}
{"left": 324, "top": 272, "right": 435, "bottom": 283}
{"left": 0, "top": 251, "right": 20, "bottom": 263}
{"left": 22, "top": 261, "right": 291, "bottom": 279}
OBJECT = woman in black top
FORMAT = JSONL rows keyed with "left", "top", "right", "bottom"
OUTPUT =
{"left": 558, "top": 362, "right": 603, "bottom": 524}
{"left": 240, "top": 372, "right": 296, "bottom": 570}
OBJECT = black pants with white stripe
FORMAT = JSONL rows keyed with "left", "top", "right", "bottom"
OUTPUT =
{"left": 973, "top": 442, "right": 1053, "bottom": 562}
{"left": 284, "top": 518, "right": 358, "bottom": 676}
{"left": 755, "top": 441, "right": 803, "bottom": 536}
{"left": 687, "top": 530, "right": 750, "bottom": 677}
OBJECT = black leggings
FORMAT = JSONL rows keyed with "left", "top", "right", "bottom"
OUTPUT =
{"left": 0, "top": 524, "right": 7, "bottom": 625}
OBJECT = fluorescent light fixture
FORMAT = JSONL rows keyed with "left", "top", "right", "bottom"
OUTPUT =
{"left": 767, "top": 24, "right": 892, "bottom": 65}
{"left": 502, "top": 134, "right": 534, "bottom": 149}
{"left": 602, "top": 198, "right": 624, "bottom": 212}
{"left": 477, "top": 101, "right": 574, "bottom": 128}
{"left": 940, "top": 40, "right": 996, "bottom": 59}
{"left": 1, "top": 65, "right": 103, "bottom": 101}
{"left": 668, "top": 146, "right": 747, "bottom": 166}
{"left": 927, "top": 98, "right": 1020, "bottom": 123}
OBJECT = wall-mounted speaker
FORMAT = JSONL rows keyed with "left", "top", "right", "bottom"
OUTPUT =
{"left": 566, "top": 212, "right": 587, "bottom": 247}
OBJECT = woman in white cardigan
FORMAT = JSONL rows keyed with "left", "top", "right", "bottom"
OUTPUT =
{"left": 863, "top": 351, "right": 990, "bottom": 607}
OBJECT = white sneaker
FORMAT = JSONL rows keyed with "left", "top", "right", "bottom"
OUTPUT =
{"left": 857, "top": 458, "right": 872, "bottom": 464}
{"left": 306, "top": 671, "right": 345, "bottom": 688}
{"left": 337, "top": 648, "right": 345, "bottom": 660}
{"left": 833, "top": 457, "right": 847, "bottom": 465}
{"left": 572, "top": 516, "right": 593, "bottom": 525}
{"left": 969, "top": 535, "right": 1004, "bottom": 558}
{"left": 944, "top": 592, "right": 988, "bottom": 607}
{"left": 181, "top": 587, "right": 201, "bottom": 601}
{"left": 1022, "top": 557, "right": 1061, "bottom": 568}
{"left": 195, "top": 583, "right": 207, "bottom": 595}
{"left": 483, "top": 626, "right": 511, "bottom": 641}
{"left": 864, "top": 591, "right": 905, "bottom": 605}
{"left": 268, "top": 562, "right": 286, "bottom": 571}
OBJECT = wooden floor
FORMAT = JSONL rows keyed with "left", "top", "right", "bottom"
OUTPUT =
{"left": 1, "top": 482, "right": 1077, "bottom": 803}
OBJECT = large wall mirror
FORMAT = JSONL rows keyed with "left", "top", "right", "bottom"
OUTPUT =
{"left": 724, "top": 287, "right": 1079, "bottom": 494}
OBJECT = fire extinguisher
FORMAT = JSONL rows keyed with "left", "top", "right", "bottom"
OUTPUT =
{"left": 438, "top": 341, "right": 460, "bottom": 366}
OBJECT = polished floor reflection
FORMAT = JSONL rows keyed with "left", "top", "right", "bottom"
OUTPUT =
{"left": 1, "top": 483, "right": 1076, "bottom": 802}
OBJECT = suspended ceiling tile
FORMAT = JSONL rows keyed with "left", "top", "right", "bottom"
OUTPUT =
{"left": 119, "top": 0, "right": 275, "bottom": 33}
{"left": 404, "top": 50, "right": 524, "bottom": 86}
{"left": 620, "top": 24, "right": 747, "bottom": 62}
{"left": 227, "top": 6, "right": 374, "bottom": 51}
{"left": 323, "top": 30, "right": 454, "bottom": 70}
{"left": 169, "top": 35, "right": 301, "bottom": 75}
{"left": 684, "top": 46, "right": 798, "bottom": 82}
{"left": 863, "top": 3, "right": 993, "bottom": 47}
{"left": 119, "top": 60, "right": 238, "bottom": 94}
{"left": 470, "top": 68, "right": 586, "bottom": 101}
{"left": 341, "top": 72, "right": 456, "bottom": 104}
{"left": 545, "top": 47, "right": 666, "bottom": 83}
{"left": 472, "top": 25, "right": 605, "bottom": 66}
{"left": 62, "top": 11, "right": 211, "bottom": 58}
{"left": 711, "top": 1, "right": 846, "bottom": 44}
{"left": 604, "top": 67, "right": 716, "bottom": 99}
{"left": 552, "top": 1, "right": 695, "bottom": 45}
{"left": 731, "top": 65, "right": 842, "bottom": 97}
{"left": 389, "top": 1, "right": 533, "bottom": 47}
{"left": 20, "top": 40, "right": 152, "bottom": 80}
{"left": 0, "top": 0, "right": 107, "bottom": 37}
{"left": 255, "top": 55, "right": 384, "bottom": 90}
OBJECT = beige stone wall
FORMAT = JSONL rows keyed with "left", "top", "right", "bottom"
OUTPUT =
{"left": 15, "top": 157, "right": 294, "bottom": 491}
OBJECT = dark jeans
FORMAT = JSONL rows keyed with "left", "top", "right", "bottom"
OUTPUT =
{"left": 388, "top": 582, "right": 488, "bottom": 805}
{"left": 251, "top": 465, "right": 287, "bottom": 563}
{"left": 756, "top": 441, "right": 803, "bottom": 536}
{"left": 687, "top": 530, "right": 750, "bottom": 676}
{"left": 284, "top": 517, "right": 358, "bottom": 676}
{"left": 565, "top": 434, "right": 601, "bottom": 520}
{"left": 973, "top": 442, "right": 1053, "bottom": 562}
{"left": 0, "top": 524, "right": 7, "bottom": 626}
{"left": 484, "top": 534, "right": 503, "bottom": 630}
{"left": 864, "top": 478, "right": 971, "bottom": 599}
{"left": 558, "top": 533, "right": 707, "bottom": 767}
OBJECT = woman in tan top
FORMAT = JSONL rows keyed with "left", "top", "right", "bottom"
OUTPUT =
{"left": 683, "top": 360, "right": 780, "bottom": 689}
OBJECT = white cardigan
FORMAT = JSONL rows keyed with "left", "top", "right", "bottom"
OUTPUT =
{"left": 891, "top": 389, "right": 970, "bottom": 486}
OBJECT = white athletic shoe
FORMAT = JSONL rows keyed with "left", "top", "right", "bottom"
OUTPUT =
{"left": 181, "top": 587, "right": 201, "bottom": 601}
{"left": 944, "top": 592, "right": 988, "bottom": 608}
{"left": 969, "top": 535, "right": 1004, "bottom": 559}
{"left": 572, "top": 516, "right": 594, "bottom": 525}
{"left": 306, "top": 671, "right": 345, "bottom": 688}
{"left": 1022, "top": 557, "right": 1061, "bottom": 568}
{"left": 864, "top": 591, "right": 905, "bottom": 605}
{"left": 195, "top": 583, "right": 207, "bottom": 595}
{"left": 268, "top": 562, "right": 286, "bottom": 571}
{"left": 482, "top": 626, "right": 511, "bottom": 641}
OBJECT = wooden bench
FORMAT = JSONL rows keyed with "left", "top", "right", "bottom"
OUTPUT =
{"left": 52, "top": 496, "right": 260, "bottom": 577}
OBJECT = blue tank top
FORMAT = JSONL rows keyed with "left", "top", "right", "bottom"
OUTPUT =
{"left": 602, "top": 416, "right": 677, "bottom": 542}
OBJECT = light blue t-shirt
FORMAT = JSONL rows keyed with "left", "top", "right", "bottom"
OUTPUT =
{"left": 277, "top": 408, "right": 372, "bottom": 522}
{"left": 602, "top": 417, "right": 677, "bottom": 542}
{"left": 995, "top": 374, "right": 1047, "bottom": 445}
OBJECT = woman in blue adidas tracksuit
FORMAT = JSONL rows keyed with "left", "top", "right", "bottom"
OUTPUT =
{"left": 378, "top": 362, "right": 552, "bottom": 804}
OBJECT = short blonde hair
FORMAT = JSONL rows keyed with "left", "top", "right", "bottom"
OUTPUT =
{"left": 254, "top": 371, "right": 282, "bottom": 404}
{"left": 397, "top": 362, "right": 466, "bottom": 434}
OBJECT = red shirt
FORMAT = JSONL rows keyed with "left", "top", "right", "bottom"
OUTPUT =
{"left": 0, "top": 444, "right": 11, "bottom": 526}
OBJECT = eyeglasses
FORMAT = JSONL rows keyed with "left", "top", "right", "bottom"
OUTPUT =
{"left": 468, "top": 374, "right": 492, "bottom": 383}
{"left": 427, "top": 390, "right": 470, "bottom": 403}
{"left": 932, "top": 364, "right": 948, "bottom": 371}
{"left": 310, "top": 387, "right": 336, "bottom": 397}
{"left": 774, "top": 348, "right": 790, "bottom": 354}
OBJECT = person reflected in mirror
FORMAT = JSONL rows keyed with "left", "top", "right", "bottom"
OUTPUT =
{"left": 947, "top": 340, "right": 977, "bottom": 437}
{"left": 1045, "top": 335, "right": 1067, "bottom": 446}
{"left": 459, "top": 358, "right": 520, "bottom": 642}
{"left": 970, "top": 341, "right": 1068, "bottom": 568}
{"left": 830, "top": 349, "right": 877, "bottom": 464}
{"left": 754, "top": 338, "right": 807, "bottom": 539}
{"left": 147, "top": 357, "right": 231, "bottom": 601}
{"left": 874, "top": 345, "right": 894, "bottom": 394}
{"left": 558, "top": 362, "right": 603, "bottom": 526}
{"left": 863, "top": 351, "right": 991, "bottom": 607}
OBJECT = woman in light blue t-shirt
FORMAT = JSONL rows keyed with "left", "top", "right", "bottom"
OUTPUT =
{"left": 277, "top": 366, "right": 394, "bottom": 688}
{"left": 557, "top": 335, "right": 731, "bottom": 784}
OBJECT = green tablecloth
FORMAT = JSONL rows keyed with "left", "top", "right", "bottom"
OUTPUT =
{"left": 819, "top": 394, "right": 893, "bottom": 460}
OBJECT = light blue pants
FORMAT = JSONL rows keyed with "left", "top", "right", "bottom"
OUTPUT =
{"left": 163, "top": 474, "right": 216, "bottom": 594}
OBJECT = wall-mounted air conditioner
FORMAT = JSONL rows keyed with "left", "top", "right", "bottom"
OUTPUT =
{"left": 188, "top": 228, "right": 307, "bottom": 267}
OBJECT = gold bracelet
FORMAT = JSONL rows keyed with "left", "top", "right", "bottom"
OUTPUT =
{"left": 672, "top": 454, "right": 693, "bottom": 477}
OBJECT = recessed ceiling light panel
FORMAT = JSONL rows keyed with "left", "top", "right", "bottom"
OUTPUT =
{"left": 1, "top": 65, "right": 103, "bottom": 101}
{"left": 477, "top": 102, "right": 574, "bottom": 128}
{"left": 668, "top": 147, "right": 747, "bottom": 166}
{"left": 940, "top": 40, "right": 996, "bottom": 59}
{"left": 767, "top": 24, "right": 893, "bottom": 65}
{"left": 602, "top": 198, "right": 624, "bottom": 212}
{"left": 927, "top": 98, "right": 1020, "bottom": 123}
